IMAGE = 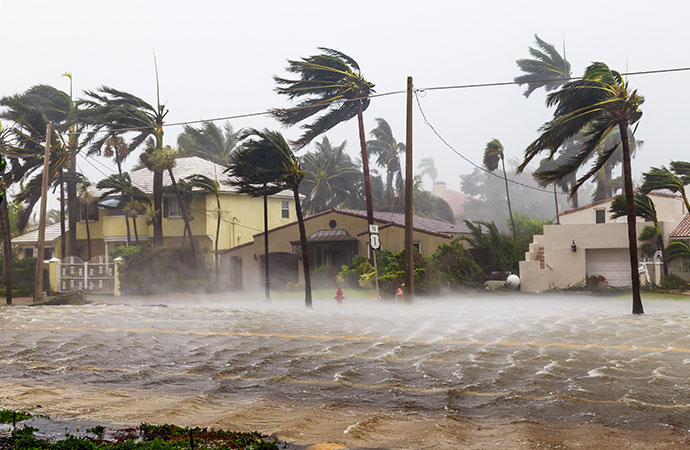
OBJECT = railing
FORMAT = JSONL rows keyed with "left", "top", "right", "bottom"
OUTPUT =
{"left": 58, "top": 256, "right": 115, "bottom": 294}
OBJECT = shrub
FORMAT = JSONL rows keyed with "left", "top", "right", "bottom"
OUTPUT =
{"left": 336, "top": 255, "right": 373, "bottom": 288}
{"left": 659, "top": 274, "right": 689, "bottom": 291}
{"left": 311, "top": 265, "right": 338, "bottom": 288}
{"left": 430, "top": 241, "right": 484, "bottom": 288}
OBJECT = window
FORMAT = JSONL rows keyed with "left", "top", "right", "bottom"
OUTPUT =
{"left": 163, "top": 196, "right": 182, "bottom": 218}
{"left": 413, "top": 241, "right": 421, "bottom": 253}
{"left": 595, "top": 209, "right": 606, "bottom": 224}
{"left": 24, "top": 248, "right": 34, "bottom": 259}
{"left": 77, "top": 202, "right": 98, "bottom": 222}
{"left": 281, "top": 200, "right": 290, "bottom": 219}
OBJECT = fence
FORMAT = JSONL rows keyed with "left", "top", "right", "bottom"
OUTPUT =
{"left": 57, "top": 256, "right": 115, "bottom": 293}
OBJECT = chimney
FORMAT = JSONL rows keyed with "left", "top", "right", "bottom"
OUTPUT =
{"left": 433, "top": 181, "right": 447, "bottom": 197}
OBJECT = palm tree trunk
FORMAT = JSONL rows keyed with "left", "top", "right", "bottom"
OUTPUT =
{"left": 501, "top": 157, "right": 517, "bottom": 240}
{"left": 553, "top": 183, "right": 560, "bottom": 224}
{"left": 656, "top": 231, "right": 668, "bottom": 276}
{"left": 115, "top": 155, "right": 132, "bottom": 245}
{"left": 294, "top": 186, "right": 312, "bottom": 307}
{"left": 215, "top": 195, "right": 221, "bottom": 285}
{"left": 1, "top": 198, "right": 12, "bottom": 305}
{"left": 620, "top": 122, "right": 643, "bottom": 314}
{"left": 263, "top": 194, "right": 270, "bottom": 302}
{"left": 132, "top": 215, "right": 139, "bottom": 243}
{"left": 153, "top": 170, "right": 164, "bottom": 247}
{"left": 67, "top": 140, "right": 78, "bottom": 257}
{"left": 84, "top": 204, "right": 92, "bottom": 261}
{"left": 167, "top": 168, "right": 196, "bottom": 269}
{"left": 59, "top": 169, "right": 66, "bottom": 259}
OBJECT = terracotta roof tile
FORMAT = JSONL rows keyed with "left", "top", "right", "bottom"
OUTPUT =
{"left": 670, "top": 214, "right": 690, "bottom": 238}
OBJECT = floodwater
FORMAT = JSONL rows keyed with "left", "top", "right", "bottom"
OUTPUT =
{"left": 1, "top": 294, "right": 690, "bottom": 439}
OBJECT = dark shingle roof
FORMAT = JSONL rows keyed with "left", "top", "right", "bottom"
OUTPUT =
{"left": 308, "top": 229, "right": 358, "bottom": 242}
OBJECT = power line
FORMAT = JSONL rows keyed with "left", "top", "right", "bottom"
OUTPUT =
{"left": 413, "top": 89, "right": 566, "bottom": 196}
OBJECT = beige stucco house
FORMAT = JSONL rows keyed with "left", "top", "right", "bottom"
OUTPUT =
{"left": 220, "top": 208, "right": 474, "bottom": 291}
{"left": 519, "top": 192, "right": 687, "bottom": 292}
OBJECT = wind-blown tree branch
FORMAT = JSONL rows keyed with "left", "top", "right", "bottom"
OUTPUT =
{"left": 177, "top": 121, "right": 241, "bottom": 166}
{"left": 483, "top": 139, "right": 516, "bottom": 239}
{"left": 515, "top": 34, "right": 572, "bottom": 98}
{"left": 272, "top": 47, "right": 377, "bottom": 227}
{"left": 227, "top": 129, "right": 312, "bottom": 307}
{"left": 185, "top": 173, "right": 222, "bottom": 283}
{"left": 517, "top": 62, "right": 645, "bottom": 314}
{"left": 79, "top": 83, "right": 168, "bottom": 246}
{"left": 418, "top": 157, "right": 438, "bottom": 188}
{"left": 300, "top": 136, "right": 359, "bottom": 214}
{"left": 664, "top": 240, "right": 690, "bottom": 266}
{"left": 640, "top": 165, "right": 690, "bottom": 213}
{"left": 149, "top": 146, "right": 196, "bottom": 268}
{"left": 367, "top": 118, "right": 405, "bottom": 211}
{"left": 610, "top": 193, "right": 667, "bottom": 276}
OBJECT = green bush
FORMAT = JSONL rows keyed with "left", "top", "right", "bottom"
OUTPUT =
{"left": 113, "top": 244, "right": 211, "bottom": 295}
{"left": 430, "top": 240, "right": 484, "bottom": 288}
{"left": 0, "top": 256, "right": 49, "bottom": 296}
{"left": 311, "top": 265, "right": 338, "bottom": 288}
{"left": 659, "top": 274, "right": 689, "bottom": 291}
{"left": 336, "top": 255, "right": 373, "bottom": 288}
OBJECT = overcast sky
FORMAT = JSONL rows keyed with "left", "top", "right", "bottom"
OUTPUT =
{"left": 3, "top": 0, "right": 690, "bottom": 208}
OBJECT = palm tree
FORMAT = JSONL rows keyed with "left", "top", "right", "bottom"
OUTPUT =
{"left": 0, "top": 121, "right": 12, "bottom": 304}
{"left": 418, "top": 157, "right": 438, "bottom": 188}
{"left": 367, "top": 118, "right": 405, "bottom": 211}
{"left": 518, "top": 62, "right": 645, "bottom": 314}
{"left": 515, "top": 34, "right": 572, "bottom": 98}
{"left": 664, "top": 241, "right": 690, "bottom": 267}
{"left": 185, "top": 173, "right": 222, "bottom": 283}
{"left": 96, "top": 173, "right": 146, "bottom": 243}
{"left": 79, "top": 81, "right": 168, "bottom": 247}
{"left": 640, "top": 165, "right": 690, "bottom": 213}
{"left": 610, "top": 193, "right": 667, "bottom": 275}
{"left": 227, "top": 129, "right": 312, "bottom": 307}
{"left": 300, "top": 136, "right": 359, "bottom": 214}
{"left": 148, "top": 146, "right": 196, "bottom": 267}
{"left": 272, "top": 48, "right": 377, "bottom": 227}
{"left": 177, "top": 121, "right": 241, "bottom": 166}
{"left": 483, "top": 139, "right": 516, "bottom": 239}
{"left": 77, "top": 178, "right": 95, "bottom": 261}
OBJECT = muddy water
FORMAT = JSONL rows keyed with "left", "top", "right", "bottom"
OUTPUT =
{"left": 1, "top": 294, "right": 689, "bottom": 438}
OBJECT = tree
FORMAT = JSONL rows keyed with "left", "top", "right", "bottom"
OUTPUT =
{"left": 0, "top": 120, "right": 12, "bottom": 304}
{"left": 610, "top": 192, "right": 667, "bottom": 276}
{"left": 518, "top": 62, "right": 645, "bottom": 314}
{"left": 418, "top": 157, "right": 438, "bottom": 188}
{"left": 177, "top": 121, "right": 241, "bottom": 166}
{"left": 367, "top": 118, "right": 405, "bottom": 211}
{"left": 96, "top": 173, "right": 146, "bottom": 243}
{"left": 272, "top": 48, "right": 377, "bottom": 228}
{"left": 515, "top": 34, "right": 572, "bottom": 98}
{"left": 227, "top": 129, "right": 312, "bottom": 307}
{"left": 185, "top": 173, "right": 222, "bottom": 283}
{"left": 148, "top": 146, "right": 196, "bottom": 267}
{"left": 483, "top": 139, "right": 516, "bottom": 239}
{"left": 300, "top": 136, "right": 359, "bottom": 214}
{"left": 80, "top": 81, "right": 168, "bottom": 247}
{"left": 99, "top": 135, "right": 133, "bottom": 244}
{"left": 640, "top": 165, "right": 690, "bottom": 213}
{"left": 460, "top": 220, "right": 520, "bottom": 273}
{"left": 77, "top": 178, "right": 95, "bottom": 261}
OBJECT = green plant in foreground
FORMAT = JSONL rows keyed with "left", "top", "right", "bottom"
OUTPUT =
{"left": 0, "top": 409, "right": 32, "bottom": 423}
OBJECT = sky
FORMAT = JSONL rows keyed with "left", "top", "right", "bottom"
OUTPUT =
{"left": 2, "top": 0, "right": 690, "bottom": 210}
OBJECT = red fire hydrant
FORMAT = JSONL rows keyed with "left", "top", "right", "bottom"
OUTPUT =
{"left": 334, "top": 287, "right": 345, "bottom": 304}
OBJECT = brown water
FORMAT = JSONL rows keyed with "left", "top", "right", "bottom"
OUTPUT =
{"left": 1, "top": 294, "right": 689, "bottom": 440}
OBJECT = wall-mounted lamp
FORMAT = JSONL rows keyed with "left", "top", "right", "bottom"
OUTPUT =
{"left": 571, "top": 240, "right": 577, "bottom": 252}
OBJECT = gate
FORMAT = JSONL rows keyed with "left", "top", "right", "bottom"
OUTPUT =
{"left": 58, "top": 256, "right": 115, "bottom": 293}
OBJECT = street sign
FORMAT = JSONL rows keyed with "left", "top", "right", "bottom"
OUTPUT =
{"left": 369, "top": 224, "right": 379, "bottom": 234}
{"left": 370, "top": 233, "right": 381, "bottom": 250}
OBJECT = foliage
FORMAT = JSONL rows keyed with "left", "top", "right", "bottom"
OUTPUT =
{"left": 0, "top": 257, "right": 47, "bottom": 296}
{"left": 336, "top": 254, "right": 373, "bottom": 288}
{"left": 311, "top": 265, "right": 338, "bottom": 289}
{"left": 640, "top": 164, "right": 690, "bottom": 212}
{"left": 0, "top": 409, "right": 31, "bottom": 423}
{"left": 659, "top": 274, "right": 689, "bottom": 291}
{"left": 367, "top": 118, "right": 405, "bottom": 211}
{"left": 417, "top": 157, "right": 437, "bottom": 187}
{"left": 112, "top": 245, "right": 209, "bottom": 295}
{"left": 515, "top": 34, "right": 571, "bottom": 98}
{"left": 430, "top": 240, "right": 484, "bottom": 288}
{"left": 460, "top": 220, "right": 521, "bottom": 272}
{"left": 176, "top": 121, "right": 241, "bottom": 166}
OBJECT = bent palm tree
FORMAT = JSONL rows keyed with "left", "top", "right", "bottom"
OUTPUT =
{"left": 484, "top": 139, "right": 516, "bottom": 239}
{"left": 640, "top": 165, "right": 690, "bottom": 213}
{"left": 515, "top": 34, "right": 572, "bottom": 98}
{"left": 185, "top": 173, "right": 222, "bottom": 283}
{"left": 96, "top": 173, "right": 146, "bottom": 243}
{"left": 518, "top": 62, "right": 645, "bottom": 314}
{"left": 418, "top": 157, "right": 438, "bottom": 188}
{"left": 227, "top": 129, "right": 312, "bottom": 307}
{"left": 177, "top": 121, "right": 241, "bottom": 166}
{"left": 0, "top": 121, "right": 12, "bottom": 304}
{"left": 272, "top": 47, "right": 377, "bottom": 226}
{"left": 367, "top": 118, "right": 405, "bottom": 211}
{"left": 610, "top": 193, "right": 667, "bottom": 276}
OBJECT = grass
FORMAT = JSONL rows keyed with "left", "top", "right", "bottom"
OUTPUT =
{"left": 8, "top": 423, "right": 279, "bottom": 450}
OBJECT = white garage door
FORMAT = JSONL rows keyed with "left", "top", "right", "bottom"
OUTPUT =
{"left": 586, "top": 249, "right": 632, "bottom": 287}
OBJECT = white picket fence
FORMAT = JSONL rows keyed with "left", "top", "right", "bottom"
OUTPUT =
{"left": 58, "top": 256, "right": 115, "bottom": 293}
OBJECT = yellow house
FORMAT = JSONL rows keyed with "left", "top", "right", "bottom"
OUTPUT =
{"left": 220, "top": 208, "right": 475, "bottom": 291}
{"left": 13, "top": 157, "right": 299, "bottom": 263}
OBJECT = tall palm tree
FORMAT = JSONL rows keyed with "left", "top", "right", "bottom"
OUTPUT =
{"left": 0, "top": 121, "right": 12, "bottom": 304}
{"left": 610, "top": 193, "right": 667, "bottom": 275}
{"left": 185, "top": 173, "right": 222, "bottom": 283}
{"left": 640, "top": 165, "right": 690, "bottom": 213}
{"left": 177, "top": 121, "right": 241, "bottom": 165}
{"left": 79, "top": 81, "right": 168, "bottom": 246}
{"left": 300, "top": 136, "right": 359, "bottom": 214}
{"left": 272, "top": 47, "right": 377, "bottom": 227}
{"left": 518, "top": 62, "right": 645, "bottom": 314}
{"left": 77, "top": 178, "right": 95, "bottom": 261}
{"left": 96, "top": 173, "right": 146, "bottom": 244}
{"left": 367, "top": 118, "right": 405, "bottom": 211}
{"left": 95, "top": 135, "right": 134, "bottom": 244}
{"left": 149, "top": 146, "right": 196, "bottom": 267}
{"left": 418, "top": 157, "right": 438, "bottom": 188}
{"left": 227, "top": 129, "right": 312, "bottom": 307}
{"left": 515, "top": 34, "right": 572, "bottom": 98}
{"left": 483, "top": 138, "right": 516, "bottom": 239}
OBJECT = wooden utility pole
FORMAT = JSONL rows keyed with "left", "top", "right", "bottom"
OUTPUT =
{"left": 404, "top": 76, "right": 414, "bottom": 301}
{"left": 34, "top": 123, "right": 52, "bottom": 303}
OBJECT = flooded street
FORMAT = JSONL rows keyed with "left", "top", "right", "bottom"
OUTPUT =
{"left": 1, "top": 293, "right": 690, "bottom": 448}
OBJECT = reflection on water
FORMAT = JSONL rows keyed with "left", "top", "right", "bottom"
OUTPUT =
{"left": 1, "top": 294, "right": 689, "bottom": 430}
